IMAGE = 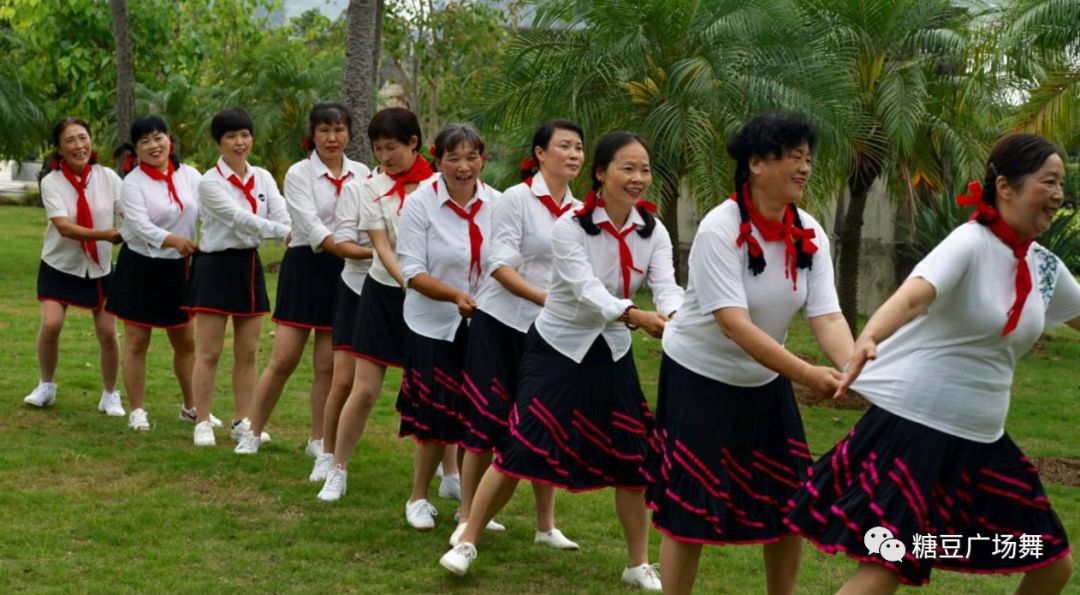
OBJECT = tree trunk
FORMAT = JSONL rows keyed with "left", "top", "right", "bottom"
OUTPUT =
{"left": 659, "top": 174, "right": 683, "bottom": 284}
{"left": 372, "top": 0, "right": 384, "bottom": 89}
{"left": 111, "top": 0, "right": 134, "bottom": 148}
{"left": 837, "top": 156, "right": 881, "bottom": 334}
{"left": 342, "top": 0, "right": 378, "bottom": 165}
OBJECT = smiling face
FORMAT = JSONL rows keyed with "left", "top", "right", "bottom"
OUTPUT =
{"left": 134, "top": 129, "right": 172, "bottom": 171}
{"left": 750, "top": 142, "right": 812, "bottom": 205}
{"left": 58, "top": 123, "right": 93, "bottom": 172}
{"left": 217, "top": 129, "right": 252, "bottom": 164}
{"left": 437, "top": 141, "right": 484, "bottom": 201}
{"left": 596, "top": 140, "right": 651, "bottom": 208}
{"left": 313, "top": 120, "right": 350, "bottom": 161}
{"left": 373, "top": 135, "right": 418, "bottom": 177}
{"left": 998, "top": 153, "right": 1066, "bottom": 241}
{"left": 536, "top": 128, "right": 584, "bottom": 184}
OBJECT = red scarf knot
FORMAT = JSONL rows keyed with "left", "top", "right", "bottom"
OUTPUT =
{"left": 378, "top": 156, "right": 434, "bottom": 214}
{"left": 217, "top": 165, "right": 257, "bottom": 213}
{"left": 444, "top": 198, "right": 485, "bottom": 283}
{"left": 139, "top": 161, "right": 184, "bottom": 211}
{"left": 525, "top": 176, "right": 573, "bottom": 218}
{"left": 324, "top": 171, "right": 353, "bottom": 197}
{"left": 60, "top": 161, "right": 101, "bottom": 267}
{"left": 597, "top": 221, "right": 643, "bottom": 298}
{"left": 729, "top": 187, "right": 816, "bottom": 291}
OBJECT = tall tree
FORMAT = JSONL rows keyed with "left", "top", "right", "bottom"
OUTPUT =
{"left": 0, "top": 27, "right": 43, "bottom": 160}
{"left": 342, "top": 0, "right": 382, "bottom": 165}
{"left": 111, "top": 0, "right": 135, "bottom": 147}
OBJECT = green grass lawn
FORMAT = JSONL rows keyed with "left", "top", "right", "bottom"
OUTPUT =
{"left": 0, "top": 205, "right": 1077, "bottom": 594}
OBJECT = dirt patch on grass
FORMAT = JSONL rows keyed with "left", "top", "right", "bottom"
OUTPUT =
{"left": 793, "top": 382, "right": 870, "bottom": 411}
{"left": 264, "top": 260, "right": 282, "bottom": 273}
{"left": 1034, "top": 457, "right": 1080, "bottom": 487}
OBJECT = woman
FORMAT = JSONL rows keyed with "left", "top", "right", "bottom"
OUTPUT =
{"left": 644, "top": 112, "right": 853, "bottom": 595}
{"left": 235, "top": 102, "right": 370, "bottom": 455}
{"left": 440, "top": 131, "right": 684, "bottom": 591}
{"left": 785, "top": 132, "right": 1077, "bottom": 594}
{"left": 105, "top": 115, "right": 201, "bottom": 431}
{"left": 24, "top": 118, "right": 124, "bottom": 415}
{"left": 185, "top": 107, "right": 291, "bottom": 446}
{"left": 394, "top": 123, "right": 500, "bottom": 530}
{"left": 311, "top": 107, "right": 434, "bottom": 498}
{"left": 450, "top": 120, "right": 587, "bottom": 549}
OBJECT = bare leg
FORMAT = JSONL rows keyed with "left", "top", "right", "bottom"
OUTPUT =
{"left": 166, "top": 322, "right": 196, "bottom": 409}
{"left": 122, "top": 323, "right": 152, "bottom": 410}
{"left": 92, "top": 309, "right": 119, "bottom": 392}
{"left": 459, "top": 449, "right": 493, "bottom": 523}
{"left": 332, "top": 358, "right": 387, "bottom": 467}
{"left": 441, "top": 444, "right": 460, "bottom": 477}
{"left": 836, "top": 563, "right": 900, "bottom": 595}
{"left": 308, "top": 329, "right": 334, "bottom": 441}
{"left": 1016, "top": 554, "right": 1072, "bottom": 595}
{"left": 659, "top": 535, "right": 702, "bottom": 595}
{"left": 458, "top": 467, "right": 521, "bottom": 545}
{"left": 248, "top": 324, "right": 310, "bottom": 434}
{"left": 230, "top": 316, "right": 263, "bottom": 423}
{"left": 763, "top": 534, "right": 803, "bottom": 595}
{"left": 409, "top": 441, "right": 445, "bottom": 503}
{"left": 321, "top": 350, "right": 357, "bottom": 455}
{"left": 533, "top": 482, "right": 556, "bottom": 533}
{"left": 191, "top": 313, "right": 227, "bottom": 423}
{"left": 36, "top": 301, "right": 67, "bottom": 383}
{"left": 615, "top": 488, "right": 650, "bottom": 567}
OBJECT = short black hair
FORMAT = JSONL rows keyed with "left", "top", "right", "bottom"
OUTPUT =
{"left": 130, "top": 114, "right": 170, "bottom": 145}
{"left": 432, "top": 123, "right": 485, "bottom": 160}
{"left": 367, "top": 107, "right": 422, "bottom": 150}
{"left": 309, "top": 102, "right": 353, "bottom": 138}
{"left": 211, "top": 107, "right": 255, "bottom": 143}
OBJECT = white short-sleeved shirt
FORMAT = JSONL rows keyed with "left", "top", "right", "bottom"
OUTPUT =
{"left": 474, "top": 174, "right": 582, "bottom": 333}
{"left": 358, "top": 168, "right": 436, "bottom": 287}
{"left": 283, "top": 152, "right": 370, "bottom": 251}
{"left": 120, "top": 163, "right": 201, "bottom": 259}
{"left": 40, "top": 164, "right": 122, "bottom": 278}
{"left": 662, "top": 200, "right": 839, "bottom": 386}
{"left": 397, "top": 174, "right": 501, "bottom": 341}
{"left": 534, "top": 207, "right": 685, "bottom": 363}
{"left": 852, "top": 222, "right": 1080, "bottom": 443}
{"left": 197, "top": 158, "right": 291, "bottom": 253}
{"left": 334, "top": 181, "right": 374, "bottom": 294}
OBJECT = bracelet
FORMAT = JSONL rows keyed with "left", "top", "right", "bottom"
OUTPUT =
{"left": 619, "top": 305, "right": 639, "bottom": 330}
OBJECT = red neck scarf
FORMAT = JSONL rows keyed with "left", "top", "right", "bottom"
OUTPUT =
{"left": 216, "top": 165, "right": 257, "bottom": 213}
{"left": 324, "top": 170, "right": 353, "bottom": 197}
{"left": 443, "top": 193, "right": 485, "bottom": 283}
{"left": 525, "top": 176, "right": 573, "bottom": 218}
{"left": 60, "top": 161, "right": 101, "bottom": 267}
{"left": 573, "top": 191, "right": 657, "bottom": 216}
{"left": 597, "top": 219, "right": 643, "bottom": 298}
{"left": 379, "top": 156, "right": 433, "bottom": 214}
{"left": 957, "top": 181, "right": 1032, "bottom": 336}
{"left": 730, "top": 187, "right": 817, "bottom": 291}
{"left": 140, "top": 161, "right": 183, "bottom": 211}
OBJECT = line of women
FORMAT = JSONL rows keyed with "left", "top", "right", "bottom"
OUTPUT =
{"left": 25, "top": 106, "right": 1076, "bottom": 594}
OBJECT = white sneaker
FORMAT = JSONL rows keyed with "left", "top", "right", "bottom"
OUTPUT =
{"left": 179, "top": 405, "right": 222, "bottom": 427}
{"left": 405, "top": 498, "right": 438, "bottom": 531}
{"left": 621, "top": 563, "right": 662, "bottom": 591}
{"left": 317, "top": 465, "right": 347, "bottom": 502}
{"left": 128, "top": 408, "right": 150, "bottom": 431}
{"left": 439, "top": 542, "right": 477, "bottom": 577}
{"left": 452, "top": 510, "right": 506, "bottom": 532}
{"left": 24, "top": 382, "right": 57, "bottom": 407}
{"left": 535, "top": 528, "right": 580, "bottom": 550}
{"left": 449, "top": 522, "right": 467, "bottom": 546}
{"left": 234, "top": 432, "right": 260, "bottom": 454}
{"left": 97, "top": 390, "right": 125, "bottom": 416}
{"left": 305, "top": 438, "right": 324, "bottom": 459}
{"left": 309, "top": 453, "right": 334, "bottom": 482}
{"left": 439, "top": 474, "right": 461, "bottom": 500}
{"left": 193, "top": 421, "right": 216, "bottom": 446}
{"left": 229, "top": 418, "right": 270, "bottom": 443}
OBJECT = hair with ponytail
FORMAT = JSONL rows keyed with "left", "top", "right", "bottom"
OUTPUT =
{"left": 980, "top": 133, "right": 1061, "bottom": 208}
{"left": 519, "top": 119, "right": 584, "bottom": 181}
{"left": 575, "top": 130, "right": 656, "bottom": 238}
{"left": 39, "top": 117, "right": 96, "bottom": 183}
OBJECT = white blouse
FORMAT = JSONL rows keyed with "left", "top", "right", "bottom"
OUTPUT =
{"left": 197, "top": 158, "right": 290, "bottom": 253}
{"left": 119, "top": 164, "right": 201, "bottom": 259}
{"left": 358, "top": 168, "right": 437, "bottom": 287}
{"left": 40, "top": 164, "right": 122, "bottom": 278}
{"left": 334, "top": 181, "right": 374, "bottom": 294}
{"left": 283, "top": 151, "right": 370, "bottom": 251}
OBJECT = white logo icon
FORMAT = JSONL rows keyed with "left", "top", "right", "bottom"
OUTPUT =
{"left": 864, "top": 526, "right": 904, "bottom": 563}
{"left": 880, "top": 538, "right": 906, "bottom": 562}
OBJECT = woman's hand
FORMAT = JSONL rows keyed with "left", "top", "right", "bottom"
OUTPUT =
{"left": 628, "top": 309, "right": 667, "bottom": 339}
{"left": 799, "top": 364, "right": 844, "bottom": 399}
{"left": 834, "top": 336, "right": 877, "bottom": 399}
{"left": 104, "top": 229, "right": 123, "bottom": 244}
{"left": 163, "top": 234, "right": 197, "bottom": 257}
{"left": 454, "top": 292, "right": 477, "bottom": 318}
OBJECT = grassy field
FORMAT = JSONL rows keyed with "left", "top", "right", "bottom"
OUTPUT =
{"left": 0, "top": 204, "right": 1077, "bottom": 594}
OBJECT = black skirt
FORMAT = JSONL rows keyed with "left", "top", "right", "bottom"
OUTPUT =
{"left": 183, "top": 248, "right": 268, "bottom": 317}
{"left": 396, "top": 320, "right": 470, "bottom": 444}
{"left": 644, "top": 354, "right": 810, "bottom": 545}
{"left": 351, "top": 276, "right": 407, "bottom": 368}
{"left": 784, "top": 406, "right": 1071, "bottom": 586}
{"left": 492, "top": 326, "right": 654, "bottom": 492}
{"left": 461, "top": 308, "right": 527, "bottom": 453}
{"left": 105, "top": 244, "right": 191, "bottom": 329}
{"left": 37, "top": 260, "right": 111, "bottom": 310}
{"left": 271, "top": 245, "right": 343, "bottom": 330}
{"left": 331, "top": 277, "right": 363, "bottom": 352}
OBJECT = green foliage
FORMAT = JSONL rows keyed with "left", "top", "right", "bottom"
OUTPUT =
{"left": 0, "top": 25, "right": 44, "bottom": 159}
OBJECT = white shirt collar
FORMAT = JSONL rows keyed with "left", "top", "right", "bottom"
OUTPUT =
{"left": 435, "top": 173, "right": 484, "bottom": 210}
{"left": 591, "top": 202, "right": 645, "bottom": 232}
{"left": 309, "top": 150, "right": 356, "bottom": 180}
{"left": 215, "top": 157, "right": 252, "bottom": 182}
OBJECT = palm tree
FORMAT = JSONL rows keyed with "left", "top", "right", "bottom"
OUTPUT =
{"left": 0, "top": 27, "right": 44, "bottom": 161}
{"left": 111, "top": 0, "right": 135, "bottom": 148}
{"left": 480, "top": 0, "right": 857, "bottom": 280}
